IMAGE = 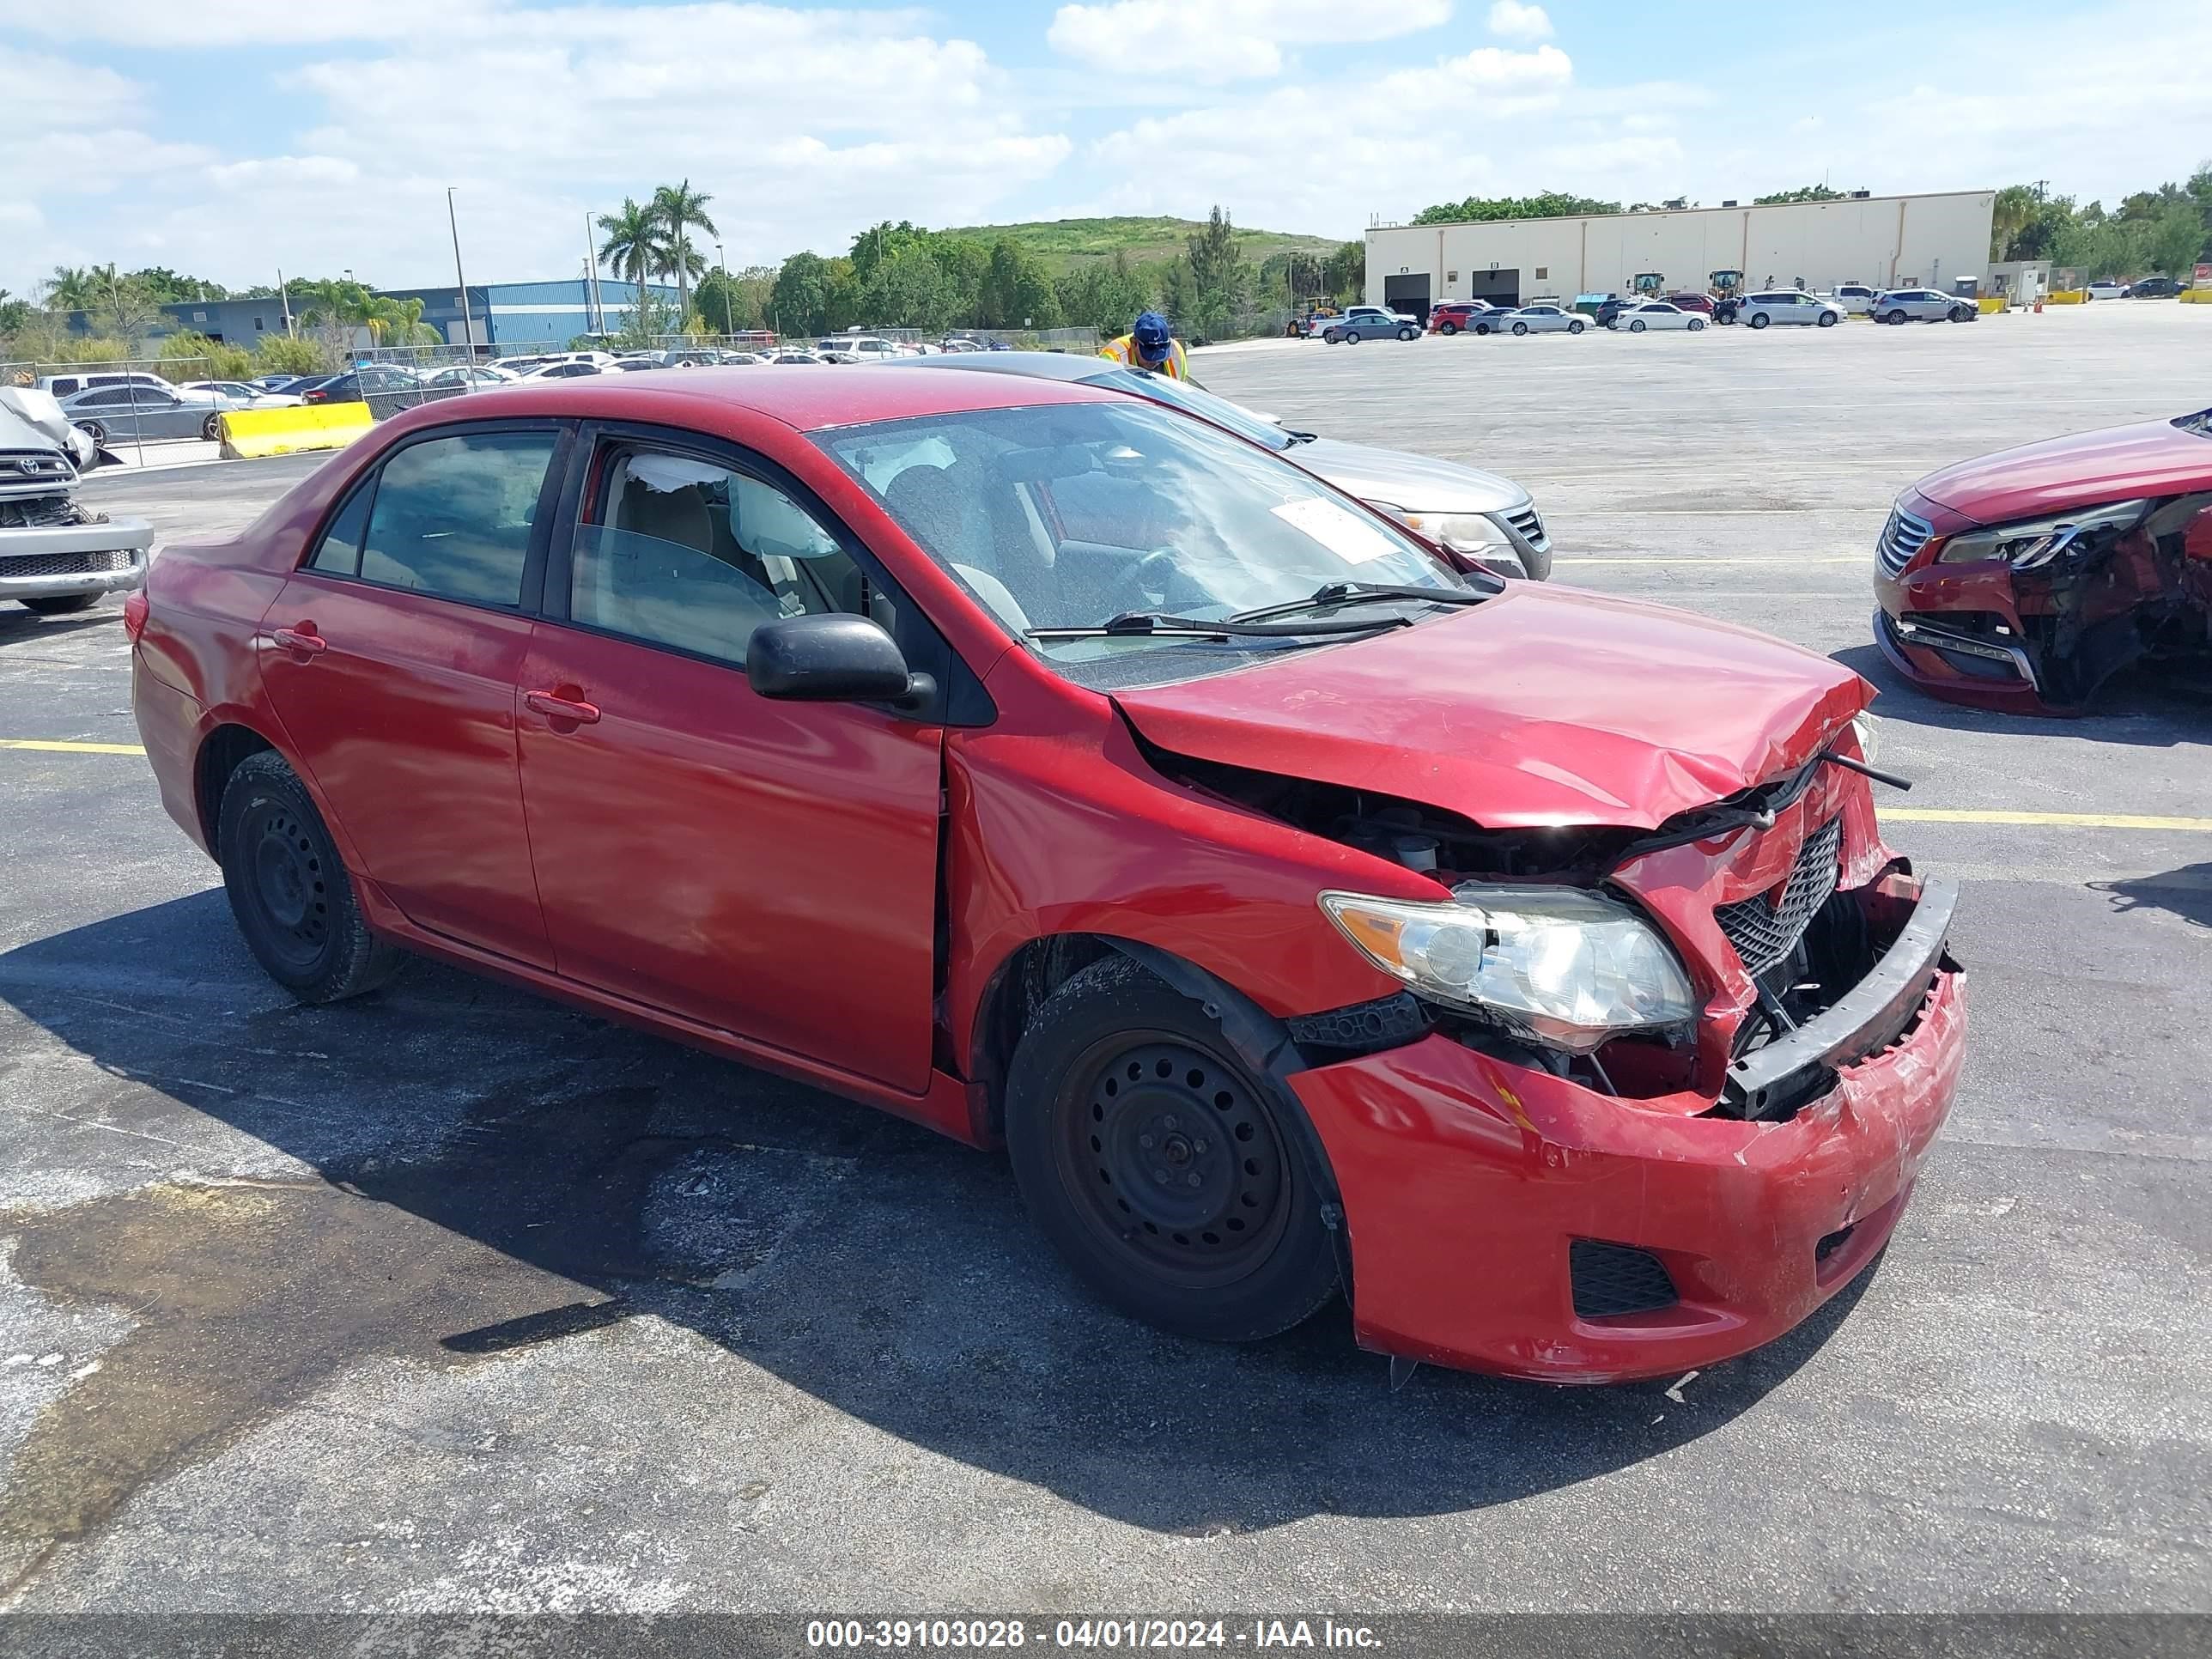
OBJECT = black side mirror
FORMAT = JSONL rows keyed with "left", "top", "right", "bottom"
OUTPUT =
{"left": 746, "top": 614, "right": 926, "bottom": 706}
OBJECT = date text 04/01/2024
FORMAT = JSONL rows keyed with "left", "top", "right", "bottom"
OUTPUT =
{"left": 805, "top": 1619, "right": 1383, "bottom": 1650}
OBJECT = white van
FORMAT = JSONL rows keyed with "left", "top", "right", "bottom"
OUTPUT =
{"left": 33, "top": 371, "right": 218, "bottom": 404}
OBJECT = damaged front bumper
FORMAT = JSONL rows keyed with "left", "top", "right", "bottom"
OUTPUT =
{"left": 1288, "top": 879, "right": 1966, "bottom": 1383}
{"left": 0, "top": 514, "right": 155, "bottom": 604}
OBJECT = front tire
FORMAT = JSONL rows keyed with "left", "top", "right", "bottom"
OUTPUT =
{"left": 1688, "top": 317, "right": 1705, "bottom": 331}
{"left": 217, "top": 750, "right": 401, "bottom": 1004}
{"left": 1398, "top": 326, "right": 1419, "bottom": 341}
{"left": 1512, "top": 320, "right": 1529, "bottom": 335}
{"left": 1342, "top": 329, "right": 1362, "bottom": 343}
{"left": 201, "top": 412, "right": 222, "bottom": 441}
{"left": 1439, "top": 321, "right": 1458, "bottom": 335}
{"left": 1950, "top": 307, "right": 1972, "bottom": 322}
{"left": 1005, "top": 957, "right": 1340, "bottom": 1343}
{"left": 1567, "top": 319, "right": 1585, "bottom": 334}
{"left": 76, "top": 420, "right": 107, "bottom": 445}
{"left": 1817, "top": 310, "right": 1838, "bottom": 327}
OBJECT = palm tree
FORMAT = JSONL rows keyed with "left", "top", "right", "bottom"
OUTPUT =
{"left": 597, "top": 198, "right": 663, "bottom": 328}
{"left": 1991, "top": 184, "right": 2039, "bottom": 261}
{"left": 651, "top": 179, "right": 718, "bottom": 326}
{"left": 44, "top": 265, "right": 98, "bottom": 313}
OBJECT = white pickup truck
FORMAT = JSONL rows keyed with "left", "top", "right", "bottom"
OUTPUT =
{"left": 0, "top": 387, "right": 155, "bottom": 616}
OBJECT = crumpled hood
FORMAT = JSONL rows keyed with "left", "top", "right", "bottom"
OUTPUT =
{"left": 1113, "top": 584, "right": 1870, "bottom": 830}
{"left": 1914, "top": 415, "right": 2212, "bottom": 523}
{"left": 0, "top": 387, "right": 94, "bottom": 474}
{"left": 1292, "top": 435, "right": 1528, "bottom": 517}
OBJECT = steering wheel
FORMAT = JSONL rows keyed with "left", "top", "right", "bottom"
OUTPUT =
{"left": 1111, "top": 548, "right": 1214, "bottom": 616}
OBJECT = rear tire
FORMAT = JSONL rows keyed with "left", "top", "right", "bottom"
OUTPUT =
{"left": 1629, "top": 319, "right": 1647, "bottom": 332}
{"left": 1817, "top": 311, "right": 1838, "bottom": 327}
{"left": 1005, "top": 956, "right": 1340, "bottom": 1344}
{"left": 20, "top": 593, "right": 102, "bottom": 615}
{"left": 217, "top": 750, "right": 402, "bottom": 1004}
{"left": 1688, "top": 317, "right": 1705, "bottom": 331}
{"left": 200, "top": 412, "right": 222, "bottom": 441}
{"left": 1398, "top": 326, "right": 1419, "bottom": 341}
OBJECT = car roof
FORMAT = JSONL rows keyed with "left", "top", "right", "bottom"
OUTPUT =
{"left": 381, "top": 363, "right": 1117, "bottom": 434}
{"left": 899, "top": 350, "right": 1105, "bottom": 385}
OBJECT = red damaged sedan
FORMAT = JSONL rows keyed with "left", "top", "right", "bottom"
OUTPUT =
{"left": 128, "top": 368, "right": 1965, "bottom": 1382}
{"left": 1875, "top": 404, "right": 2212, "bottom": 712}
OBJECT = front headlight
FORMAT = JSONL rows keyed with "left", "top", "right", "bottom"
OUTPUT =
{"left": 1320, "top": 884, "right": 1698, "bottom": 1054}
{"left": 1374, "top": 505, "right": 1513, "bottom": 555}
{"left": 1935, "top": 498, "right": 2154, "bottom": 568}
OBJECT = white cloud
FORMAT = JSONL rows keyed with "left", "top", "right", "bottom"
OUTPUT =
{"left": 1088, "top": 44, "right": 1576, "bottom": 225}
{"left": 6, "top": 0, "right": 495, "bottom": 45}
{"left": 1048, "top": 0, "right": 1453, "bottom": 83}
{"left": 1486, "top": 1, "right": 1552, "bottom": 40}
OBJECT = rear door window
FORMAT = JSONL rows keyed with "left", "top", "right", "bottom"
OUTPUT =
{"left": 357, "top": 430, "right": 559, "bottom": 606}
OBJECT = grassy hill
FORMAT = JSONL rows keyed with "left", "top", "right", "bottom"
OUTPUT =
{"left": 939, "top": 216, "right": 1345, "bottom": 274}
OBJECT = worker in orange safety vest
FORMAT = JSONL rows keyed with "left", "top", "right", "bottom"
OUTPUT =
{"left": 1097, "top": 310, "right": 1188, "bottom": 380}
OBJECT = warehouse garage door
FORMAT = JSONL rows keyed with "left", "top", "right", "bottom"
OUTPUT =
{"left": 1382, "top": 274, "right": 1431, "bottom": 323}
{"left": 1468, "top": 269, "right": 1520, "bottom": 307}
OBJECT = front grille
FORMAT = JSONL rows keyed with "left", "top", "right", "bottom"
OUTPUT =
{"left": 1714, "top": 817, "right": 1844, "bottom": 980}
{"left": 0, "top": 548, "right": 136, "bottom": 580}
{"left": 0, "top": 451, "right": 75, "bottom": 484}
{"left": 1570, "top": 1239, "right": 1678, "bottom": 1319}
{"left": 1877, "top": 503, "right": 1936, "bottom": 574}
{"left": 1504, "top": 504, "right": 1549, "bottom": 553}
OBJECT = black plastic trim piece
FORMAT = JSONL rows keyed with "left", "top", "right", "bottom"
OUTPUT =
{"left": 1722, "top": 877, "right": 1959, "bottom": 1113}
{"left": 1285, "top": 992, "right": 1432, "bottom": 1055}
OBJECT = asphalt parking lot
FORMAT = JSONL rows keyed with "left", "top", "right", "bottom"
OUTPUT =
{"left": 1, "top": 303, "right": 2207, "bottom": 1619}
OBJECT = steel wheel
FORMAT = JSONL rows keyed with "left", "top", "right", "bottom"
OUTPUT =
{"left": 1054, "top": 1033, "right": 1293, "bottom": 1289}
{"left": 238, "top": 796, "right": 333, "bottom": 972}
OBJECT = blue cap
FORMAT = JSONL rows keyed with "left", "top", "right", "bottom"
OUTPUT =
{"left": 1133, "top": 311, "right": 1171, "bottom": 355}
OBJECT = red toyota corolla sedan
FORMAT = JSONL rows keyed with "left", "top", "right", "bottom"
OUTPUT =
{"left": 128, "top": 368, "right": 1965, "bottom": 1382}
{"left": 1874, "top": 405, "right": 2212, "bottom": 713}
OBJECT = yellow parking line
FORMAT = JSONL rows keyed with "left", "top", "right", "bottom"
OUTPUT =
{"left": 1887, "top": 808, "right": 2212, "bottom": 832}
{"left": 0, "top": 739, "right": 146, "bottom": 755}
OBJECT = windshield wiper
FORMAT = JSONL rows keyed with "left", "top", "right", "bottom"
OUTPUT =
{"left": 1024, "top": 608, "right": 1413, "bottom": 641}
{"left": 1225, "top": 578, "right": 1498, "bottom": 626}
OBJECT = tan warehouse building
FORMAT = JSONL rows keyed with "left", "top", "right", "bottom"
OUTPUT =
{"left": 1364, "top": 190, "right": 1996, "bottom": 318}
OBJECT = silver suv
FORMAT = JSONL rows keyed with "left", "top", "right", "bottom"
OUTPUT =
{"left": 1875, "top": 289, "right": 1977, "bottom": 325}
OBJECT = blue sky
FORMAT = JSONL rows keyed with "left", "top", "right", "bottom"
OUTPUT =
{"left": 3, "top": 0, "right": 2207, "bottom": 298}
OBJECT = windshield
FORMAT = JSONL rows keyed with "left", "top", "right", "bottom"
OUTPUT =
{"left": 813, "top": 400, "right": 1461, "bottom": 671}
{"left": 1087, "top": 367, "right": 1294, "bottom": 452}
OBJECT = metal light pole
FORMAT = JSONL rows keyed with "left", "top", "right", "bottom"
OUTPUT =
{"left": 714, "top": 241, "right": 727, "bottom": 335}
{"left": 447, "top": 188, "right": 475, "bottom": 354}
{"left": 585, "top": 211, "right": 605, "bottom": 333}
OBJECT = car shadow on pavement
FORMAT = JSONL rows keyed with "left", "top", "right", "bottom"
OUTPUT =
{"left": 0, "top": 891, "right": 1877, "bottom": 1547}
{"left": 1832, "top": 642, "right": 2209, "bottom": 744}
{"left": 0, "top": 610, "right": 118, "bottom": 645}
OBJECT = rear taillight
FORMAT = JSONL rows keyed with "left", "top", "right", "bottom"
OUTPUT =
{"left": 123, "top": 590, "right": 149, "bottom": 643}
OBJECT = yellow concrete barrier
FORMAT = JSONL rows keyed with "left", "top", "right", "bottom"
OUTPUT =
{"left": 1978, "top": 296, "right": 2008, "bottom": 313}
{"left": 2045, "top": 289, "right": 2087, "bottom": 304}
{"left": 218, "top": 401, "right": 374, "bottom": 460}
{"left": 2180, "top": 289, "right": 2212, "bottom": 304}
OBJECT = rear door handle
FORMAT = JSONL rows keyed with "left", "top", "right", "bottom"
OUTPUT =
{"left": 267, "top": 625, "right": 326, "bottom": 656}
{"left": 526, "top": 690, "right": 602, "bottom": 726}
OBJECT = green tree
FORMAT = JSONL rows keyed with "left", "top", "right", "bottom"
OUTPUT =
{"left": 860, "top": 242, "right": 957, "bottom": 330}
{"left": 88, "top": 265, "right": 161, "bottom": 338}
{"left": 651, "top": 179, "right": 719, "bottom": 325}
{"left": 597, "top": 198, "right": 665, "bottom": 308}
{"left": 769, "top": 252, "right": 836, "bottom": 335}
{"left": 128, "top": 266, "right": 230, "bottom": 303}
{"left": 1411, "top": 191, "right": 1620, "bottom": 225}
{"left": 43, "top": 265, "right": 99, "bottom": 313}
{"left": 978, "top": 238, "right": 1060, "bottom": 329}
{"left": 2150, "top": 202, "right": 2209, "bottom": 276}
{"left": 1322, "top": 240, "right": 1364, "bottom": 302}
{"left": 1754, "top": 185, "right": 1849, "bottom": 204}
{"left": 1990, "top": 185, "right": 2039, "bottom": 259}
{"left": 1053, "top": 251, "right": 1154, "bottom": 336}
{"left": 1184, "top": 205, "right": 1249, "bottom": 331}
{"left": 0, "top": 290, "right": 30, "bottom": 335}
